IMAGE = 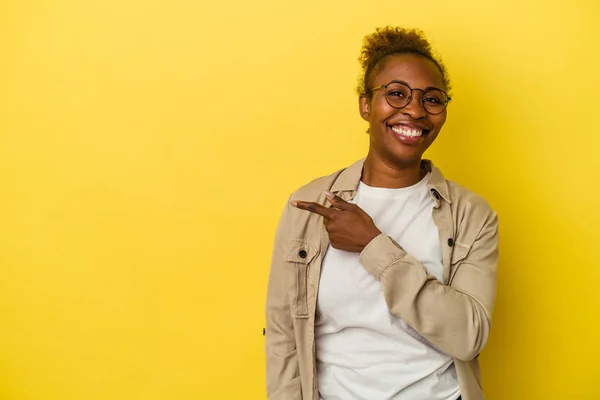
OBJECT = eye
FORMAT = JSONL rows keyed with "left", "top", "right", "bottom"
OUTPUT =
{"left": 423, "top": 90, "right": 446, "bottom": 104}
{"left": 423, "top": 96, "right": 442, "bottom": 104}
{"left": 387, "top": 91, "right": 406, "bottom": 98}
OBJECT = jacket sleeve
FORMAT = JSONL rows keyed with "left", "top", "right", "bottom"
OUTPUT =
{"left": 359, "top": 210, "right": 499, "bottom": 362}
{"left": 265, "top": 199, "right": 302, "bottom": 399}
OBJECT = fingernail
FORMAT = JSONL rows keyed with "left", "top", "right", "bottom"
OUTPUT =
{"left": 324, "top": 190, "right": 334, "bottom": 198}
{"left": 290, "top": 201, "right": 298, "bottom": 207}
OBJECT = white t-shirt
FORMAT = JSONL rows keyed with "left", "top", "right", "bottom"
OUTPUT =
{"left": 315, "top": 173, "right": 461, "bottom": 400}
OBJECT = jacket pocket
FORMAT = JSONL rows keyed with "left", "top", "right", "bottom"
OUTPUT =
{"left": 284, "top": 239, "right": 318, "bottom": 319}
{"left": 449, "top": 242, "right": 471, "bottom": 283}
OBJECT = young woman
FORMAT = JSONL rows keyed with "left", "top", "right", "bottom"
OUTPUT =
{"left": 265, "top": 27, "right": 499, "bottom": 400}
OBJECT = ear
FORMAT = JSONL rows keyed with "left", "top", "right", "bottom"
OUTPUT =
{"left": 358, "top": 95, "right": 371, "bottom": 122}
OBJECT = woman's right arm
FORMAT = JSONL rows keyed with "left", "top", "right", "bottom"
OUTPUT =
{"left": 265, "top": 199, "right": 302, "bottom": 399}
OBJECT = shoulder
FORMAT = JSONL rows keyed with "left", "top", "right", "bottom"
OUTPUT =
{"left": 446, "top": 180, "right": 498, "bottom": 226}
{"left": 447, "top": 181, "right": 493, "bottom": 210}
{"left": 289, "top": 166, "right": 347, "bottom": 202}
{"left": 274, "top": 165, "right": 351, "bottom": 246}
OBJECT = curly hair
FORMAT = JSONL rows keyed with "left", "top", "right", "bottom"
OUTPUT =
{"left": 357, "top": 27, "right": 450, "bottom": 96}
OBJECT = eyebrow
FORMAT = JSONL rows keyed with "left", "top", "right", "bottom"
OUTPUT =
{"left": 388, "top": 79, "right": 445, "bottom": 92}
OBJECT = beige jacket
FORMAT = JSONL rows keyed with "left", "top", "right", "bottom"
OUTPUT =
{"left": 265, "top": 159, "right": 499, "bottom": 400}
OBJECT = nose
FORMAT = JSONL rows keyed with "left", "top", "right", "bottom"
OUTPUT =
{"left": 401, "top": 93, "right": 427, "bottom": 119}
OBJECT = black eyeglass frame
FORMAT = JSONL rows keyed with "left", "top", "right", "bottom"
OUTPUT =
{"left": 366, "top": 80, "right": 452, "bottom": 115}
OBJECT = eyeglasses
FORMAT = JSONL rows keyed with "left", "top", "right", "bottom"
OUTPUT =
{"left": 367, "top": 81, "right": 451, "bottom": 115}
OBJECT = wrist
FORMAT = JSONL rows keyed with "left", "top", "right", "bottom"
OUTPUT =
{"left": 361, "top": 229, "right": 382, "bottom": 251}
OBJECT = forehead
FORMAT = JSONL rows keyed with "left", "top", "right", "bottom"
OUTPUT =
{"left": 373, "top": 53, "right": 445, "bottom": 90}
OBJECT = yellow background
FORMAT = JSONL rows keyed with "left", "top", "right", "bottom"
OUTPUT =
{"left": 1, "top": 0, "right": 599, "bottom": 399}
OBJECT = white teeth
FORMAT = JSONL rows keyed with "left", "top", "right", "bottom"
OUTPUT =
{"left": 391, "top": 126, "right": 423, "bottom": 137}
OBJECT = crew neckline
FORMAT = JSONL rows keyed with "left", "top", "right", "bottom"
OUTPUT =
{"left": 357, "top": 172, "right": 430, "bottom": 198}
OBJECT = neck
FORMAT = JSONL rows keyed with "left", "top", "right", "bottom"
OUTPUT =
{"left": 362, "top": 150, "right": 426, "bottom": 188}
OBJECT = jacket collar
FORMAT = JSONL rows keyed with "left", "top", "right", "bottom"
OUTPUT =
{"left": 330, "top": 158, "right": 452, "bottom": 204}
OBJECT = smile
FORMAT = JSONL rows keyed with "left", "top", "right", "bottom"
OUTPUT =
{"left": 388, "top": 124, "right": 432, "bottom": 144}
{"left": 391, "top": 125, "right": 423, "bottom": 138}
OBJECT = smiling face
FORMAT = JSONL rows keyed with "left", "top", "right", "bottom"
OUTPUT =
{"left": 359, "top": 53, "right": 448, "bottom": 167}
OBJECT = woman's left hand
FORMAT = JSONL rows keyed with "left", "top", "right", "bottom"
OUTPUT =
{"left": 291, "top": 191, "right": 381, "bottom": 253}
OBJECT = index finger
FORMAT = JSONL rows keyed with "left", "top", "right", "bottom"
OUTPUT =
{"left": 291, "top": 201, "right": 334, "bottom": 218}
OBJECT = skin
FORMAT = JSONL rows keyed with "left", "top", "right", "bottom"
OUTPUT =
{"left": 292, "top": 53, "right": 448, "bottom": 252}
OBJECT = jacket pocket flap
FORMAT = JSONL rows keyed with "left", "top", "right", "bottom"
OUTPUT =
{"left": 284, "top": 239, "right": 318, "bottom": 264}
{"left": 451, "top": 242, "right": 471, "bottom": 264}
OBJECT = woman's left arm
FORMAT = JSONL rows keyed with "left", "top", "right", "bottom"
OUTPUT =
{"left": 292, "top": 192, "right": 499, "bottom": 362}
{"left": 360, "top": 211, "right": 498, "bottom": 362}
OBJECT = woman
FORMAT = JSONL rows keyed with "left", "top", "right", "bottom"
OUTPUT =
{"left": 265, "top": 27, "right": 499, "bottom": 400}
